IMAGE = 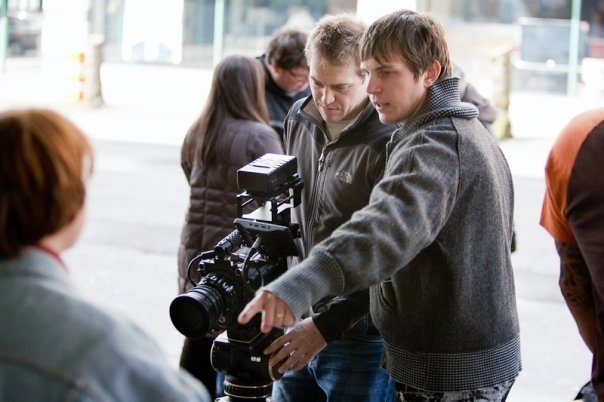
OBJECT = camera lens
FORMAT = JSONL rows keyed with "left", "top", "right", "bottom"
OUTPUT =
{"left": 169, "top": 285, "right": 223, "bottom": 338}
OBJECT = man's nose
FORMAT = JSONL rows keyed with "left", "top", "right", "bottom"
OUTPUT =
{"left": 321, "top": 88, "right": 335, "bottom": 104}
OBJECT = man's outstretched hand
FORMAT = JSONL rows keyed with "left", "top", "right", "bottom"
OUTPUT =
{"left": 238, "top": 290, "right": 295, "bottom": 333}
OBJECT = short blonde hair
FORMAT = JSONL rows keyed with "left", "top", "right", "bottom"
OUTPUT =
{"left": 305, "top": 13, "right": 366, "bottom": 70}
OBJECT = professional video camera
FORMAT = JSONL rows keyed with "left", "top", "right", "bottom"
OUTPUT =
{"left": 170, "top": 153, "right": 303, "bottom": 402}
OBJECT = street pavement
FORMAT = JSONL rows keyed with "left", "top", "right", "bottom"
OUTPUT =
{"left": 0, "top": 56, "right": 600, "bottom": 401}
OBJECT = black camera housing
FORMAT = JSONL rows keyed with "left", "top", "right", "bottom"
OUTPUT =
{"left": 169, "top": 153, "right": 303, "bottom": 400}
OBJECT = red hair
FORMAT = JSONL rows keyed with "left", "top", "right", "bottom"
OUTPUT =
{"left": 0, "top": 108, "right": 94, "bottom": 257}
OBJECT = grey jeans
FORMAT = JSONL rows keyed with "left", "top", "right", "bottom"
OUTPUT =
{"left": 396, "top": 379, "right": 515, "bottom": 402}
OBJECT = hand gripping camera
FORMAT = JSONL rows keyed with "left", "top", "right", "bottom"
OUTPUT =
{"left": 170, "top": 153, "right": 303, "bottom": 401}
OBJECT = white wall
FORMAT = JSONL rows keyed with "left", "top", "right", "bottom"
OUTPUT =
{"left": 39, "top": 0, "right": 89, "bottom": 101}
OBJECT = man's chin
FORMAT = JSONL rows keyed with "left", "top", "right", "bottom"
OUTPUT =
{"left": 378, "top": 113, "right": 395, "bottom": 125}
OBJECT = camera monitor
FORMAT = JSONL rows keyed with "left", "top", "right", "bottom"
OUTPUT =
{"left": 234, "top": 218, "right": 298, "bottom": 258}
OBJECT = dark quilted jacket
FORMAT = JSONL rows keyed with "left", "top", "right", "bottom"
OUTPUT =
{"left": 178, "top": 118, "right": 283, "bottom": 293}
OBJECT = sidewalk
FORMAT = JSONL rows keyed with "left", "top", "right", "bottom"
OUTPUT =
{"left": 0, "top": 57, "right": 213, "bottom": 145}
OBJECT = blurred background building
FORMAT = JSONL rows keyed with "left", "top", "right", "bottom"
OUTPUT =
{"left": 1, "top": 0, "right": 604, "bottom": 136}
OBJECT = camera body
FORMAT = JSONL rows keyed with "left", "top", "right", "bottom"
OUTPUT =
{"left": 170, "top": 153, "right": 303, "bottom": 400}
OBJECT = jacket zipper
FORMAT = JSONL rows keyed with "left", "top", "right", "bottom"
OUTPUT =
{"left": 318, "top": 150, "right": 326, "bottom": 172}
{"left": 306, "top": 147, "right": 327, "bottom": 256}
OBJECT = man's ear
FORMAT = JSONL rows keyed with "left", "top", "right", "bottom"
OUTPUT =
{"left": 423, "top": 60, "right": 441, "bottom": 87}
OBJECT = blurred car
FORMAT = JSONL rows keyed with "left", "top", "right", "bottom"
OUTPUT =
{"left": 8, "top": 12, "right": 41, "bottom": 56}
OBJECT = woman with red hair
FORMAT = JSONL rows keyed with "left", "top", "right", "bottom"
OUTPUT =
{"left": 0, "top": 108, "right": 211, "bottom": 402}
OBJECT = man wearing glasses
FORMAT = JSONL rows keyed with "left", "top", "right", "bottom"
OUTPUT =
{"left": 258, "top": 27, "right": 311, "bottom": 140}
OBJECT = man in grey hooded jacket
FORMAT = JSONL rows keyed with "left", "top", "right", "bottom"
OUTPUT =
{"left": 239, "top": 9, "right": 521, "bottom": 402}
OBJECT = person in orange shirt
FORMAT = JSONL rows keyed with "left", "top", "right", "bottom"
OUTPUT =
{"left": 540, "top": 107, "right": 604, "bottom": 401}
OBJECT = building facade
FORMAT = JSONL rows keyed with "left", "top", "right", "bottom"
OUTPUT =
{"left": 3, "top": 0, "right": 603, "bottom": 97}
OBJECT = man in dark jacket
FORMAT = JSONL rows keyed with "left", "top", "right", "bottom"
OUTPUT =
{"left": 257, "top": 27, "right": 311, "bottom": 139}
{"left": 240, "top": 10, "right": 520, "bottom": 402}
{"left": 264, "top": 14, "right": 398, "bottom": 402}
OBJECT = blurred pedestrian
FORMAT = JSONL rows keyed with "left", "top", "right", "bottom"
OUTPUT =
{"left": 453, "top": 63, "right": 499, "bottom": 133}
{"left": 257, "top": 27, "right": 311, "bottom": 139}
{"left": 177, "top": 54, "right": 283, "bottom": 399}
{"left": 540, "top": 107, "right": 604, "bottom": 401}
{"left": 0, "top": 108, "right": 211, "bottom": 402}
{"left": 239, "top": 9, "right": 520, "bottom": 402}
{"left": 266, "top": 13, "right": 397, "bottom": 402}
